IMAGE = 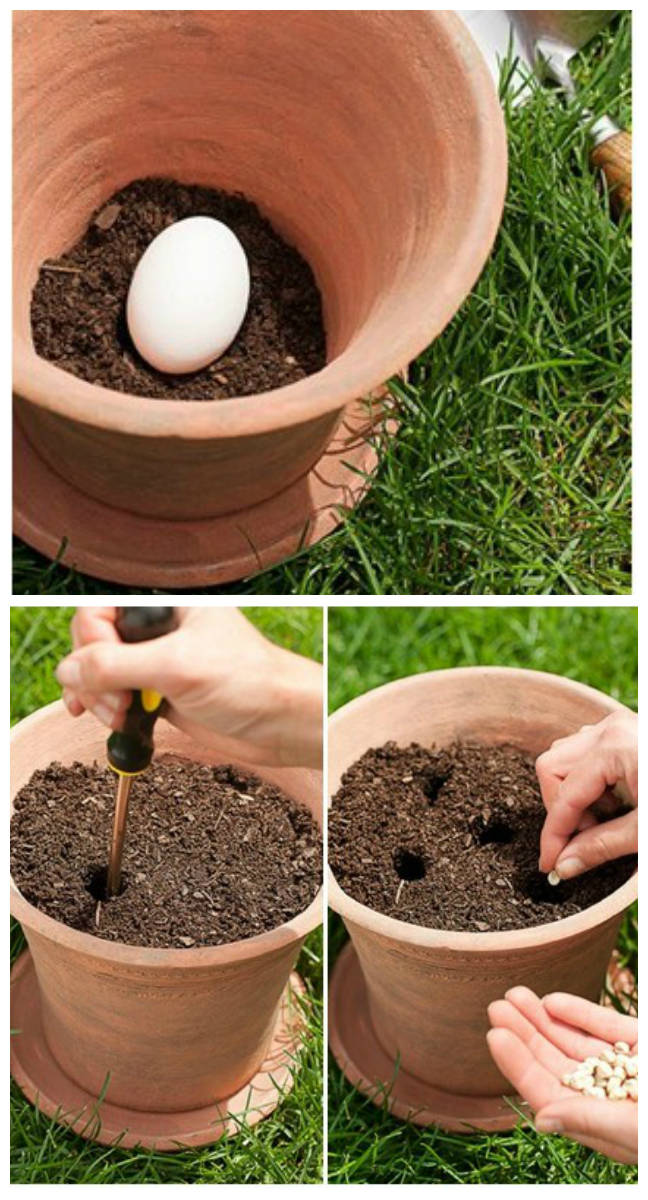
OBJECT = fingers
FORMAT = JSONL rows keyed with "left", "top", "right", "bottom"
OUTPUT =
{"left": 63, "top": 686, "right": 131, "bottom": 729}
{"left": 535, "top": 1097, "right": 638, "bottom": 1165}
{"left": 486, "top": 1027, "right": 564, "bottom": 1111}
{"left": 56, "top": 634, "right": 185, "bottom": 698}
{"left": 487, "top": 998, "right": 571, "bottom": 1078}
{"left": 553, "top": 810, "right": 638, "bottom": 880}
{"left": 504, "top": 986, "right": 611, "bottom": 1061}
{"left": 62, "top": 688, "right": 84, "bottom": 717}
{"left": 539, "top": 758, "right": 611, "bottom": 872}
{"left": 68, "top": 608, "right": 128, "bottom": 718}
{"left": 70, "top": 607, "right": 119, "bottom": 651}
{"left": 542, "top": 993, "right": 638, "bottom": 1049}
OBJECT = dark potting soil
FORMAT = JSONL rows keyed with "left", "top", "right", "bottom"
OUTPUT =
{"left": 328, "top": 741, "right": 636, "bottom": 933}
{"left": 30, "top": 177, "right": 327, "bottom": 399}
{"left": 10, "top": 756, "right": 322, "bottom": 949}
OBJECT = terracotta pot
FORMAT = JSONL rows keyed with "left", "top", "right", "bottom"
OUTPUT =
{"left": 11, "top": 700, "right": 322, "bottom": 1148}
{"left": 13, "top": 11, "right": 506, "bottom": 538}
{"left": 328, "top": 667, "right": 637, "bottom": 1131}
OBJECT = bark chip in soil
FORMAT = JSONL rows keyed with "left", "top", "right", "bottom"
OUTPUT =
{"left": 31, "top": 178, "right": 326, "bottom": 399}
{"left": 11, "top": 756, "right": 322, "bottom": 948}
{"left": 328, "top": 741, "right": 636, "bottom": 932}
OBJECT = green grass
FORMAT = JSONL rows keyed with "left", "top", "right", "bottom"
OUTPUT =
{"left": 327, "top": 605, "right": 637, "bottom": 1184}
{"left": 10, "top": 606, "right": 323, "bottom": 1184}
{"left": 13, "top": 15, "right": 631, "bottom": 596}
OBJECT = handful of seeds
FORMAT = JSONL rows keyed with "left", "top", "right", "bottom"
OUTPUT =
{"left": 562, "top": 1041, "right": 638, "bottom": 1101}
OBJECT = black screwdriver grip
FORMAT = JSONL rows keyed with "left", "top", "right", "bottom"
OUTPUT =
{"left": 107, "top": 608, "right": 178, "bottom": 775}
{"left": 114, "top": 607, "right": 178, "bottom": 644}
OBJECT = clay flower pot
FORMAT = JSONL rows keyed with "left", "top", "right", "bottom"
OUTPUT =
{"left": 13, "top": 10, "right": 506, "bottom": 587}
{"left": 11, "top": 701, "right": 322, "bottom": 1150}
{"left": 328, "top": 667, "right": 637, "bottom": 1132}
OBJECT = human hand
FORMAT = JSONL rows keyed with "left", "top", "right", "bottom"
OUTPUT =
{"left": 55, "top": 607, "right": 323, "bottom": 768}
{"left": 536, "top": 711, "right": 638, "bottom": 880}
{"left": 487, "top": 987, "right": 638, "bottom": 1164}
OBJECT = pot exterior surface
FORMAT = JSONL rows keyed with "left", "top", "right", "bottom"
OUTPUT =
{"left": 329, "top": 668, "right": 636, "bottom": 1098}
{"left": 14, "top": 399, "right": 342, "bottom": 521}
{"left": 22, "top": 925, "right": 300, "bottom": 1111}
{"left": 346, "top": 915, "right": 622, "bottom": 1096}
{"left": 14, "top": 10, "right": 506, "bottom": 519}
{"left": 11, "top": 703, "right": 322, "bottom": 1112}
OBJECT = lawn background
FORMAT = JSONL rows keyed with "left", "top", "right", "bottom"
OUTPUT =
{"left": 10, "top": 605, "right": 323, "bottom": 1184}
{"left": 328, "top": 605, "right": 637, "bottom": 1184}
{"left": 13, "top": 13, "right": 631, "bottom": 597}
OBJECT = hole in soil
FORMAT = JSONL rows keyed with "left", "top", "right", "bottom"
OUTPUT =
{"left": 85, "top": 865, "right": 126, "bottom": 902}
{"left": 420, "top": 771, "right": 450, "bottom": 805}
{"left": 478, "top": 819, "right": 514, "bottom": 846}
{"left": 393, "top": 848, "right": 426, "bottom": 881}
{"left": 522, "top": 870, "right": 574, "bottom": 905}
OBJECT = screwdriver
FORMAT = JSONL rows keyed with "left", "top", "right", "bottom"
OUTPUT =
{"left": 105, "top": 607, "right": 178, "bottom": 897}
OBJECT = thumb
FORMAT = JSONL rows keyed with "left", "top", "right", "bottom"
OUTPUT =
{"left": 56, "top": 634, "right": 186, "bottom": 698}
{"left": 535, "top": 1097, "right": 637, "bottom": 1163}
{"left": 553, "top": 809, "right": 638, "bottom": 880}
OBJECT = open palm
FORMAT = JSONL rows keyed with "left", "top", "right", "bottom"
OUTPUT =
{"left": 487, "top": 987, "right": 637, "bottom": 1164}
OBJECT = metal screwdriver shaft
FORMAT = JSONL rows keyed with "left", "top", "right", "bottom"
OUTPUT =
{"left": 107, "top": 775, "right": 134, "bottom": 897}
{"left": 105, "top": 607, "right": 178, "bottom": 898}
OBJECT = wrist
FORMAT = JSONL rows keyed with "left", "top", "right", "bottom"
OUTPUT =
{"left": 264, "top": 645, "right": 323, "bottom": 768}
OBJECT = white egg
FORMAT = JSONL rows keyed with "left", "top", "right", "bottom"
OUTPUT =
{"left": 126, "top": 216, "right": 250, "bottom": 374}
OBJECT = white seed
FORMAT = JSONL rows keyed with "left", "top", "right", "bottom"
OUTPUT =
{"left": 625, "top": 1079, "right": 638, "bottom": 1100}
{"left": 608, "top": 1085, "right": 628, "bottom": 1100}
{"left": 611, "top": 1065, "right": 626, "bottom": 1079}
{"left": 600, "top": 1048, "right": 616, "bottom": 1065}
{"left": 626, "top": 1057, "right": 638, "bottom": 1077}
{"left": 595, "top": 1062, "right": 613, "bottom": 1080}
{"left": 587, "top": 1085, "right": 606, "bottom": 1099}
{"left": 584, "top": 1056, "right": 600, "bottom": 1069}
{"left": 614, "top": 1041, "right": 631, "bottom": 1054}
{"left": 547, "top": 869, "right": 561, "bottom": 886}
{"left": 614, "top": 1053, "right": 630, "bottom": 1069}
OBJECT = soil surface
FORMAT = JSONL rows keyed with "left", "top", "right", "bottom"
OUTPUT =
{"left": 328, "top": 741, "right": 636, "bottom": 932}
{"left": 31, "top": 177, "right": 326, "bottom": 399}
{"left": 11, "top": 756, "right": 322, "bottom": 948}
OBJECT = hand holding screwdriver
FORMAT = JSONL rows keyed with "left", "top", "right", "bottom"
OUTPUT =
{"left": 56, "top": 607, "right": 323, "bottom": 769}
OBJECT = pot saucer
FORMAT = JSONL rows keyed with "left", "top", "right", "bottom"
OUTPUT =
{"left": 14, "top": 403, "right": 387, "bottom": 589}
{"left": 11, "top": 949, "right": 307, "bottom": 1150}
{"left": 329, "top": 941, "right": 529, "bottom": 1133}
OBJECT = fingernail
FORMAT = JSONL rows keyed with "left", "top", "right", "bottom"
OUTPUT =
{"left": 56, "top": 658, "right": 81, "bottom": 687}
{"left": 92, "top": 703, "right": 116, "bottom": 727}
{"left": 535, "top": 1116, "right": 563, "bottom": 1134}
{"left": 554, "top": 857, "right": 585, "bottom": 880}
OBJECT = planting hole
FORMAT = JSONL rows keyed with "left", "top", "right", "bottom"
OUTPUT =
{"left": 478, "top": 819, "right": 514, "bottom": 847}
{"left": 522, "top": 870, "right": 573, "bottom": 905}
{"left": 393, "top": 848, "right": 426, "bottom": 881}
{"left": 420, "top": 771, "right": 450, "bottom": 805}
{"left": 86, "top": 865, "right": 126, "bottom": 901}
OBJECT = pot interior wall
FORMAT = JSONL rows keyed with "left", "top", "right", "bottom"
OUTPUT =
{"left": 329, "top": 668, "right": 622, "bottom": 792}
{"left": 14, "top": 10, "right": 490, "bottom": 381}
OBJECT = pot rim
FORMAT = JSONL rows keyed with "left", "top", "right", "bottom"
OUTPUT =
{"left": 13, "top": 11, "right": 507, "bottom": 442}
{"left": 10, "top": 701, "right": 323, "bottom": 967}
{"left": 328, "top": 666, "right": 637, "bottom": 952}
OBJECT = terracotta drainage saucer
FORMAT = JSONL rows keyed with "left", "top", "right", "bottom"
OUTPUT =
{"left": 11, "top": 950, "right": 306, "bottom": 1151}
{"left": 329, "top": 942, "right": 529, "bottom": 1133}
{"left": 14, "top": 402, "right": 385, "bottom": 589}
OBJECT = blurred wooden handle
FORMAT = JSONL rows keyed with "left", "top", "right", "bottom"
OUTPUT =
{"left": 591, "top": 130, "right": 632, "bottom": 215}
